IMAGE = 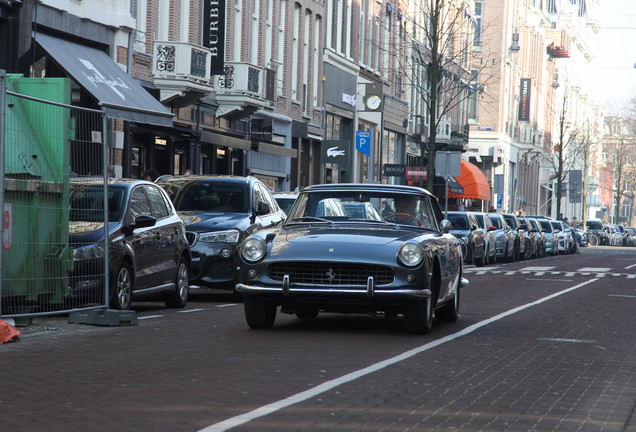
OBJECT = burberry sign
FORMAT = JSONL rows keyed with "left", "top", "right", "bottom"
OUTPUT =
{"left": 203, "top": 0, "right": 226, "bottom": 75}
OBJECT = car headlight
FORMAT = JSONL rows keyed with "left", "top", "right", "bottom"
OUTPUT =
{"left": 241, "top": 236, "right": 267, "bottom": 262}
{"left": 74, "top": 243, "right": 104, "bottom": 261}
{"left": 198, "top": 229, "right": 240, "bottom": 244}
{"left": 398, "top": 242, "right": 424, "bottom": 267}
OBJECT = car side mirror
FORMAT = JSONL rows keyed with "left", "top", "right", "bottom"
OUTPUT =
{"left": 441, "top": 219, "right": 452, "bottom": 233}
{"left": 132, "top": 214, "right": 156, "bottom": 229}
{"left": 255, "top": 201, "right": 271, "bottom": 216}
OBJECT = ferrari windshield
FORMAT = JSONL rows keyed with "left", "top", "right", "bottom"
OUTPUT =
{"left": 286, "top": 191, "right": 439, "bottom": 229}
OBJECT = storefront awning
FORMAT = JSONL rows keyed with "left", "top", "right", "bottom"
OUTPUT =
{"left": 35, "top": 33, "right": 173, "bottom": 127}
{"left": 448, "top": 160, "right": 490, "bottom": 201}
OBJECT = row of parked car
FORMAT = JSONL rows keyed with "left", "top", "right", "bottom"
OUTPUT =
{"left": 70, "top": 178, "right": 467, "bottom": 333}
{"left": 69, "top": 175, "right": 288, "bottom": 311}
{"left": 443, "top": 211, "right": 583, "bottom": 266}
{"left": 584, "top": 220, "right": 636, "bottom": 247}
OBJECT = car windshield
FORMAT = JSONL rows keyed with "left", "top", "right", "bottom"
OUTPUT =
{"left": 502, "top": 215, "right": 517, "bottom": 228}
{"left": 275, "top": 196, "right": 297, "bottom": 214}
{"left": 550, "top": 221, "right": 562, "bottom": 231}
{"left": 586, "top": 221, "right": 603, "bottom": 230}
{"left": 287, "top": 191, "right": 438, "bottom": 229}
{"left": 173, "top": 182, "right": 249, "bottom": 213}
{"left": 489, "top": 215, "right": 504, "bottom": 229}
{"left": 539, "top": 220, "right": 552, "bottom": 232}
{"left": 446, "top": 213, "right": 469, "bottom": 230}
{"left": 69, "top": 185, "right": 125, "bottom": 222}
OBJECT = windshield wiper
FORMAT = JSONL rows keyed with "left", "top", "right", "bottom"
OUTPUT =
{"left": 290, "top": 216, "right": 335, "bottom": 224}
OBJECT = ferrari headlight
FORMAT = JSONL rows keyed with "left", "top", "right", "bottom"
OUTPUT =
{"left": 398, "top": 242, "right": 424, "bottom": 267}
{"left": 74, "top": 243, "right": 104, "bottom": 261}
{"left": 241, "top": 236, "right": 267, "bottom": 262}
{"left": 198, "top": 229, "right": 240, "bottom": 244}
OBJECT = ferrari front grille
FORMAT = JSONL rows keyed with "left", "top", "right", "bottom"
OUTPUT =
{"left": 267, "top": 262, "right": 394, "bottom": 285}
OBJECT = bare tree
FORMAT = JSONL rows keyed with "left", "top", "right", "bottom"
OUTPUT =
{"left": 602, "top": 115, "right": 636, "bottom": 224}
{"left": 547, "top": 85, "right": 584, "bottom": 219}
{"left": 389, "top": 0, "right": 496, "bottom": 192}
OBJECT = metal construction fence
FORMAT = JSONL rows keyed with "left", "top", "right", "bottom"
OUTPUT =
{"left": 1, "top": 71, "right": 110, "bottom": 318}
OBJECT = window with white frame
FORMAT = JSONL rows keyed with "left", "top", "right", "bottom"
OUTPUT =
{"left": 234, "top": 0, "right": 243, "bottom": 61}
{"left": 292, "top": 3, "right": 300, "bottom": 100}
{"left": 473, "top": 1, "right": 483, "bottom": 49}
{"left": 303, "top": 9, "right": 311, "bottom": 113}
{"left": 468, "top": 69, "right": 480, "bottom": 120}
{"left": 277, "top": 0, "right": 287, "bottom": 96}
{"left": 250, "top": 0, "right": 260, "bottom": 64}
{"left": 313, "top": 15, "right": 321, "bottom": 107}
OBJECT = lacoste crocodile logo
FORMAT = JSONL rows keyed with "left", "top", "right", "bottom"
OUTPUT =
{"left": 327, "top": 146, "right": 345, "bottom": 157}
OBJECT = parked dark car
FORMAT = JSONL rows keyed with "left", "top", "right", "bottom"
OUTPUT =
{"left": 501, "top": 213, "right": 527, "bottom": 260}
{"left": 69, "top": 178, "right": 191, "bottom": 310}
{"left": 446, "top": 211, "right": 487, "bottom": 266}
{"left": 157, "top": 175, "right": 286, "bottom": 290}
{"left": 522, "top": 217, "right": 546, "bottom": 258}
{"left": 236, "top": 183, "right": 466, "bottom": 334}
{"left": 273, "top": 192, "right": 299, "bottom": 215}
{"left": 487, "top": 213, "right": 516, "bottom": 262}
{"left": 585, "top": 219, "right": 608, "bottom": 246}
{"left": 537, "top": 218, "right": 556, "bottom": 255}
{"left": 574, "top": 228, "right": 588, "bottom": 247}
{"left": 469, "top": 212, "right": 497, "bottom": 264}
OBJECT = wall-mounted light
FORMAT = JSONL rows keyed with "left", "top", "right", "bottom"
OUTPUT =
{"left": 509, "top": 31, "right": 520, "bottom": 54}
{"left": 551, "top": 73, "right": 560, "bottom": 89}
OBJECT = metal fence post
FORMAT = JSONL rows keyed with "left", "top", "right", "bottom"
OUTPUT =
{"left": 0, "top": 69, "right": 6, "bottom": 317}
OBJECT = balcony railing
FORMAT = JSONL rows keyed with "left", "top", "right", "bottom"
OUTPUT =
{"left": 153, "top": 41, "right": 211, "bottom": 83}
{"left": 213, "top": 62, "right": 264, "bottom": 97}
{"left": 213, "top": 62, "right": 266, "bottom": 118}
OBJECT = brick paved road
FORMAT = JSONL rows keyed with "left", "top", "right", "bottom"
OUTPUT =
{"left": 1, "top": 249, "right": 635, "bottom": 432}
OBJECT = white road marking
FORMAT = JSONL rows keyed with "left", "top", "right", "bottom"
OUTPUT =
{"left": 177, "top": 308, "right": 205, "bottom": 313}
{"left": 137, "top": 315, "right": 164, "bottom": 320}
{"left": 520, "top": 266, "right": 556, "bottom": 271}
{"left": 197, "top": 278, "right": 599, "bottom": 432}
{"left": 578, "top": 267, "right": 612, "bottom": 272}
{"left": 625, "top": 264, "right": 636, "bottom": 270}
{"left": 537, "top": 337, "right": 596, "bottom": 343}
{"left": 216, "top": 304, "right": 238, "bottom": 308}
{"left": 525, "top": 278, "right": 573, "bottom": 282}
{"left": 609, "top": 294, "right": 636, "bottom": 298}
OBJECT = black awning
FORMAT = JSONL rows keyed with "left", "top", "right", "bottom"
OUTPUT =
{"left": 434, "top": 175, "right": 464, "bottom": 195}
{"left": 35, "top": 33, "right": 173, "bottom": 127}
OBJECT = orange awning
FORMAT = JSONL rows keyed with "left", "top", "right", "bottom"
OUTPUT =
{"left": 448, "top": 160, "right": 490, "bottom": 201}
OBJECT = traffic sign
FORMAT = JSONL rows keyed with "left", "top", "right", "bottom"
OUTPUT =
{"left": 355, "top": 131, "right": 372, "bottom": 156}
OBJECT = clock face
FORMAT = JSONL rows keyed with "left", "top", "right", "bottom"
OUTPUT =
{"left": 366, "top": 95, "right": 381, "bottom": 110}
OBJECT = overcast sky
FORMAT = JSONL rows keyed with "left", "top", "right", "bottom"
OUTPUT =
{"left": 592, "top": 0, "right": 636, "bottom": 111}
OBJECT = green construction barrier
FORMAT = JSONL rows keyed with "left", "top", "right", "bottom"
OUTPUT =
{"left": 2, "top": 75, "right": 74, "bottom": 313}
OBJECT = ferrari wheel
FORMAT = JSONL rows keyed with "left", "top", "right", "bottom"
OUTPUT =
{"left": 403, "top": 297, "right": 433, "bottom": 334}
{"left": 244, "top": 296, "right": 277, "bottom": 329}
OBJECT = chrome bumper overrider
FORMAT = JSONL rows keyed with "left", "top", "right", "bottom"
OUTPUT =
{"left": 236, "top": 283, "right": 432, "bottom": 299}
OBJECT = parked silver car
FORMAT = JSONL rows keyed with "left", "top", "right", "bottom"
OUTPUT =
{"left": 469, "top": 212, "right": 497, "bottom": 264}
{"left": 488, "top": 213, "right": 516, "bottom": 262}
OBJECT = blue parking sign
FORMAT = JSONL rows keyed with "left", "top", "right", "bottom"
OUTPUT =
{"left": 355, "top": 131, "right": 372, "bottom": 157}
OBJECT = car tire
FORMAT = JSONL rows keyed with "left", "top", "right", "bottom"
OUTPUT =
{"left": 507, "top": 242, "right": 515, "bottom": 262}
{"left": 165, "top": 257, "right": 189, "bottom": 308}
{"left": 244, "top": 296, "right": 277, "bottom": 329}
{"left": 475, "top": 247, "right": 485, "bottom": 267}
{"left": 111, "top": 261, "right": 133, "bottom": 310}
{"left": 435, "top": 275, "right": 460, "bottom": 323}
{"left": 403, "top": 297, "right": 433, "bottom": 334}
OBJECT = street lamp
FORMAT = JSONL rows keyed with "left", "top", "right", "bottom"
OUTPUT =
{"left": 509, "top": 31, "right": 520, "bottom": 54}
{"left": 551, "top": 73, "right": 560, "bottom": 89}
